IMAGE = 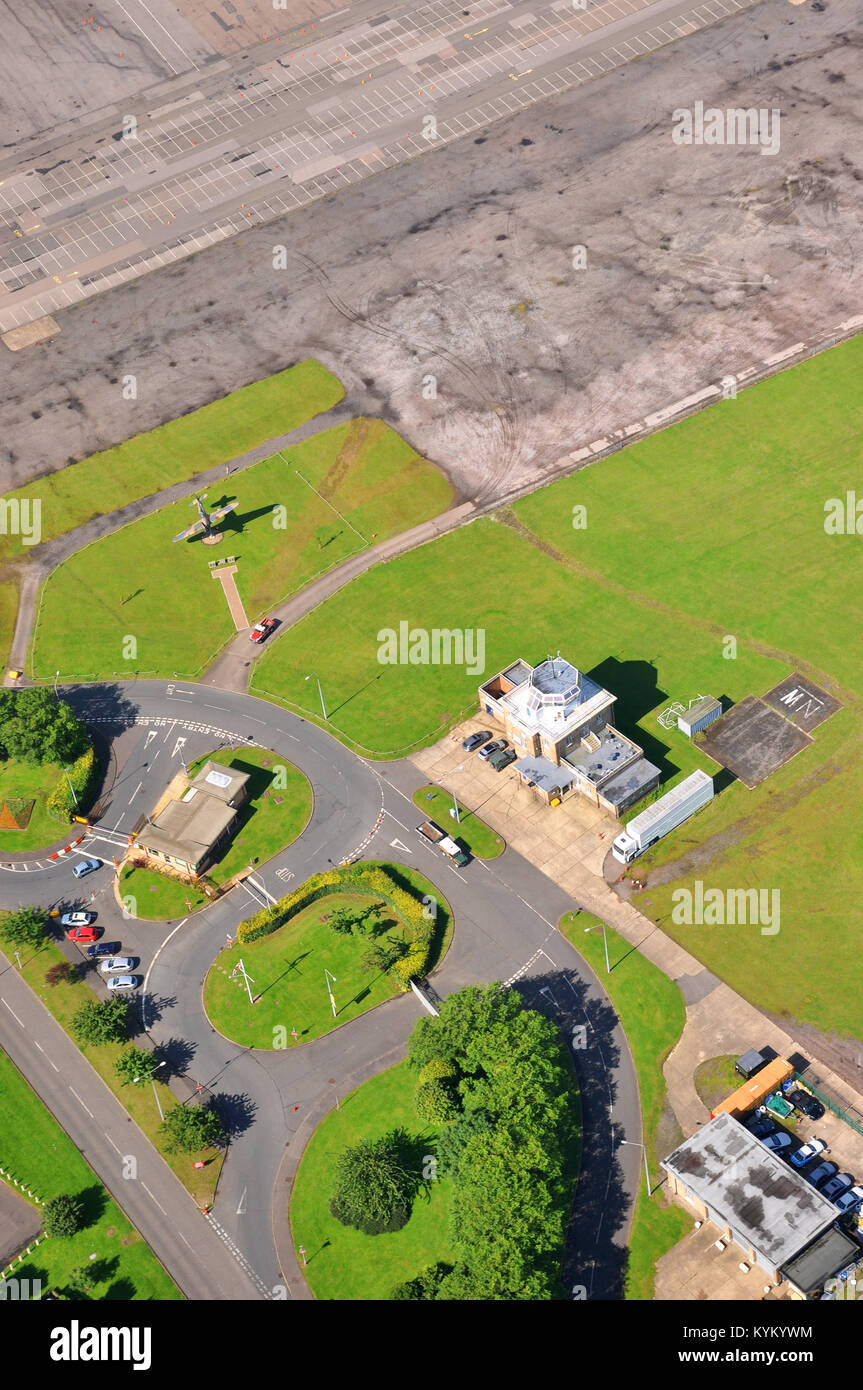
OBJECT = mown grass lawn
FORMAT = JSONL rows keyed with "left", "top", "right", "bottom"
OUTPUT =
{"left": 31, "top": 417, "right": 452, "bottom": 681}
{"left": 204, "top": 868, "right": 452, "bottom": 1048}
{"left": 290, "top": 1060, "right": 454, "bottom": 1300}
{"left": 0, "top": 757, "right": 65, "bottom": 852}
{"left": 186, "top": 747, "right": 312, "bottom": 882}
{"left": 559, "top": 911, "right": 691, "bottom": 1300}
{"left": 0, "top": 360, "right": 343, "bottom": 565}
{"left": 0, "top": 926, "right": 222, "bottom": 1208}
{"left": 693, "top": 1055, "right": 740, "bottom": 1112}
{"left": 250, "top": 336, "right": 863, "bottom": 1038}
{"left": 0, "top": 1049, "right": 181, "bottom": 1300}
{"left": 412, "top": 785, "right": 504, "bottom": 859}
{"left": 118, "top": 866, "right": 209, "bottom": 921}
{"left": 0, "top": 578, "right": 18, "bottom": 673}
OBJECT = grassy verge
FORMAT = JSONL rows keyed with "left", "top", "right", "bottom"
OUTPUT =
{"left": 118, "top": 867, "right": 209, "bottom": 920}
{"left": 186, "top": 747, "right": 313, "bottom": 883}
{"left": 289, "top": 1060, "right": 454, "bottom": 1300}
{"left": 0, "top": 758, "right": 66, "bottom": 852}
{"left": 205, "top": 869, "right": 453, "bottom": 1048}
{"left": 412, "top": 785, "right": 504, "bottom": 859}
{"left": 0, "top": 927, "right": 222, "bottom": 1207}
{"left": 0, "top": 578, "right": 18, "bottom": 672}
{"left": 0, "top": 361, "right": 343, "bottom": 564}
{"left": 693, "top": 1055, "right": 740, "bottom": 1112}
{"left": 559, "top": 911, "right": 691, "bottom": 1299}
{"left": 31, "top": 417, "right": 453, "bottom": 681}
{"left": 0, "top": 1048, "right": 181, "bottom": 1299}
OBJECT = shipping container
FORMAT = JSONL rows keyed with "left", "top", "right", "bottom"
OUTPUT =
{"left": 678, "top": 696, "right": 723, "bottom": 738}
{"left": 710, "top": 1058, "right": 794, "bottom": 1120}
{"left": 612, "top": 769, "right": 714, "bottom": 864}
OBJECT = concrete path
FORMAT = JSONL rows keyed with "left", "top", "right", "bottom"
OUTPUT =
{"left": 211, "top": 565, "right": 248, "bottom": 632}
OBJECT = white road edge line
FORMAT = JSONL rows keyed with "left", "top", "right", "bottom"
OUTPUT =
{"left": 142, "top": 917, "right": 187, "bottom": 1028}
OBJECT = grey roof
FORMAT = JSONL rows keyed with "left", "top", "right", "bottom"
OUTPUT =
{"left": 528, "top": 657, "right": 602, "bottom": 707}
{"left": 596, "top": 755, "right": 661, "bottom": 810}
{"left": 138, "top": 793, "right": 236, "bottom": 866}
{"left": 780, "top": 1227, "right": 859, "bottom": 1295}
{"left": 189, "top": 759, "right": 250, "bottom": 804}
{"left": 513, "top": 755, "right": 576, "bottom": 795}
{"left": 679, "top": 696, "right": 722, "bottom": 730}
{"left": 661, "top": 1112, "right": 838, "bottom": 1267}
{"left": 565, "top": 725, "right": 640, "bottom": 786}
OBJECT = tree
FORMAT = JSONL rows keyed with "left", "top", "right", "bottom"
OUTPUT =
{"left": 390, "top": 1262, "right": 453, "bottom": 1301}
{"left": 3, "top": 904, "right": 48, "bottom": 948}
{"left": 327, "top": 906, "right": 363, "bottom": 937}
{"left": 330, "top": 1129, "right": 420, "bottom": 1235}
{"left": 114, "top": 1046, "right": 157, "bottom": 1087}
{"left": 45, "top": 961, "right": 79, "bottom": 988}
{"left": 0, "top": 690, "right": 88, "bottom": 766}
{"left": 70, "top": 995, "right": 130, "bottom": 1048}
{"left": 415, "top": 1079, "right": 459, "bottom": 1123}
{"left": 159, "top": 1102, "right": 222, "bottom": 1155}
{"left": 66, "top": 1265, "right": 92, "bottom": 1297}
{"left": 407, "top": 984, "right": 521, "bottom": 1072}
{"left": 434, "top": 1108, "right": 492, "bottom": 1178}
{"left": 43, "top": 1194, "right": 84, "bottom": 1239}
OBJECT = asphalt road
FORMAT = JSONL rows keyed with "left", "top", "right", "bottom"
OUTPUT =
{"left": 0, "top": 678, "right": 642, "bottom": 1299}
{"left": 0, "top": 0, "right": 760, "bottom": 332}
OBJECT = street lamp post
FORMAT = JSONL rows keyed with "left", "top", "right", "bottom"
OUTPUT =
{"left": 304, "top": 673, "right": 327, "bottom": 721}
{"left": 620, "top": 1138, "right": 652, "bottom": 1195}
{"left": 584, "top": 922, "right": 610, "bottom": 975}
{"left": 64, "top": 766, "right": 79, "bottom": 808}
{"left": 133, "top": 1060, "right": 167, "bottom": 1121}
{"left": 324, "top": 969, "right": 338, "bottom": 1019}
{"left": 54, "top": 670, "right": 60, "bottom": 696}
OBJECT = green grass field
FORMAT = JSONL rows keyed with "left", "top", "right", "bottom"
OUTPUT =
{"left": 0, "top": 1048, "right": 181, "bottom": 1300}
{"left": 185, "top": 747, "right": 312, "bottom": 883}
{"left": 412, "top": 785, "right": 505, "bottom": 858}
{"left": 31, "top": 417, "right": 453, "bottom": 680}
{"left": 0, "top": 758, "right": 64, "bottom": 851}
{"left": 0, "top": 924, "right": 223, "bottom": 1209}
{"left": 119, "top": 866, "right": 209, "bottom": 920}
{"left": 289, "top": 1060, "right": 454, "bottom": 1300}
{"left": 560, "top": 912, "right": 691, "bottom": 1299}
{"left": 204, "top": 868, "right": 452, "bottom": 1048}
{"left": 0, "top": 361, "right": 343, "bottom": 566}
{"left": 693, "top": 1056, "right": 740, "bottom": 1112}
{"left": 0, "top": 579, "right": 18, "bottom": 672}
{"left": 250, "top": 337, "right": 863, "bottom": 1037}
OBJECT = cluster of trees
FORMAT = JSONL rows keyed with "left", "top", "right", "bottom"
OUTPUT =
{"left": 0, "top": 689, "right": 88, "bottom": 766}
{"left": 2, "top": 905, "right": 49, "bottom": 949}
{"left": 392, "top": 984, "right": 579, "bottom": 1300}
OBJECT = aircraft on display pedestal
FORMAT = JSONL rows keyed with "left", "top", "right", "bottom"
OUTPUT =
{"left": 172, "top": 494, "right": 239, "bottom": 543}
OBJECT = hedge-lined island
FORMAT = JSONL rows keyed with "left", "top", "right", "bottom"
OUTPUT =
{"left": 203, "top": 862, "right": 453, "bottom": 1047}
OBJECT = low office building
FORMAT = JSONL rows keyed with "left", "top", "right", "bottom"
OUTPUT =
{"left": 662, "top": 1112, "right": 853, "bottom": 1295}
{"left": 478, "top": 655, "right": 660, "bottom": 817}
{"left": 137, "top": 760, "right": 251, "bottom": 877}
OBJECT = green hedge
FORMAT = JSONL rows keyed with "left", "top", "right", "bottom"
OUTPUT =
{"left": 237, "top": 863, "right": 436, "bottom": 986}
{"left": 47, "top": 745, "right": 99, "bottom": 822}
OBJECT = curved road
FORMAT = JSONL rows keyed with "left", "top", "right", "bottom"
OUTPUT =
{"left": 0, "top": 678, "right": 642, "bottom": 1300}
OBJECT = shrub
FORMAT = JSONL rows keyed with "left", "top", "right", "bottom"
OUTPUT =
{"left": 329, "top": 1129, "right": 420, "bottom": 1235}
{"left": 415, "top": 1079, "right": 460, "bottom": 1123}
{"left": 390, "top": 1262, "right": 453, "bottom": 1300}
{"left": 43, "top": 1194, "right": 84, "bottom": 1239}
{"left": 47, "top": 744, "right": 99, "bottom": 822}
{"left": 418, "top": 1058, "right": 458, "bottom": 1086}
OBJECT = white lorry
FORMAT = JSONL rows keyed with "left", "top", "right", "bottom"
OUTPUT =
{"left": 611, "top": 769, "right": 714, "bottom": 865}
{"left": 416, "top": 820, "right": 471, "bottom": 866}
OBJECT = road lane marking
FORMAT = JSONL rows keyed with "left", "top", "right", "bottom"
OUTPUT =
{"left": 105, "top": 1134, "right": 122, "bottom": 1155}
{"left": 142, "top": 917, "right": 187, "bottom": 1027}
{"left": 141, "top": 1181, "right": 168, "bottom": 1214}
{"left": 68, "top": 1086, "right": 94, "bottom": 1118}
{"left": 1, "top": 998, "right": 24, "bottom": 1026}
{"left": 128, "top": 781, "right": 143, "bottom": 803}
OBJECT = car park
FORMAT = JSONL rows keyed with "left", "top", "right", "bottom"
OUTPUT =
{"left": 762, "top": 1131, "right": 792, "bottom": 1153}
{"left": 106, "top": 975, "right": 139, "bottom": 991}
{"left": 478, "top": 738, "right": 508, "bottom": 762}
{"left": 834, "top": 1186, "right": 863, "bottom": 1214}
{"left": 72, "top": 858, "right": 101, "bottom": 880}
{"left": 66, "top": 924, "right": 101, "bottom": 944}
{"left": 788, "top": 1088, "right": 825, "bottom": 1121}
{"left": 789, "top": 1137, "right": 827, "bottom": 1169}
{"left": 821, "top": 1173, "right": 854, "bottom": 1202}
{"left": 462, "top": 730, "right": 492, "bottom": 752}
{"left": 806, "top": 1160, "right": 838, "bottom": 1189}
{"left": 60, "top": 910, "right": 96, "bottom": 928}
{"left": 249, "top": 618, "right": 276, "bottom": 643}
{"left": 488, "top": 748, "right": 517, "bottom": 772}
{"left": 85, "top": 941, "right": 121, "bottom": 959}
{"left": 745, "top": 1112, "right": 776, "bottom": 1140}
{"left": 99, "top": 957, "right": 137, "bottom": 974}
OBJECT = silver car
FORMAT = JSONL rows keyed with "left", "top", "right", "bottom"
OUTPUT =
{"left": 99, "top": 957, "right": 136, "bottom": 974}
{"left": 106, "top": 975, "right": 139, "bottom": 991}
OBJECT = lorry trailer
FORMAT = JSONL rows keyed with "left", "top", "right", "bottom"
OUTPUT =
{"left": 611, "top": 769, "right": 714, "bottom": 864}
{"left": 415, "top": 820, "right": 470, "bottom": 866}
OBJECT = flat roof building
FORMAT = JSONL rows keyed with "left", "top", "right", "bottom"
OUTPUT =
{"left": 662, "top": 1112, "right": 845, "bottom": 1289}
{"left": 137, "top": 760, "right": 251, "bottom": 876}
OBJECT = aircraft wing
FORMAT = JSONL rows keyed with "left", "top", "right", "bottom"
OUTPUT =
{"left": 209, "top": 500, "right": 239, "bottom": 525}
{"left": 172, "top": 519, "right": 207, "bottom": 543}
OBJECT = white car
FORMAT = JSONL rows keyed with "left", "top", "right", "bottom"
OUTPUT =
{"left": 99, "top": 957, "right": 136, "bottom": 974}
{"left": 60, "top": 910, "right": 96, "bottom": 928}
{"left": 834, "top": 1185, "right": 863, "bottom": 1214}
{"left": 789, "top": 1137, "right": 827, "bottom": 1169}
{"left": 106, "top": 975, "right": 139, "bottom": 991}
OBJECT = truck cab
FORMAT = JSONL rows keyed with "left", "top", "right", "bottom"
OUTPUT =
{"left": 612, "top": 832, "right": 639, "bottom": 864}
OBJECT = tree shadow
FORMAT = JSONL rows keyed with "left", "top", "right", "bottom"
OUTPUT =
{"left": 157, "top": 1035, "right": 197, "bottom": 1076}
{"left": 75, "top": 1183, "right": 108, "bottom": 1231}
{"left": 105, "top": 1278, "right": 136, "bottom": 1301}
{"left": 215, "top": 1091, "right": 258, "bottom": 1139}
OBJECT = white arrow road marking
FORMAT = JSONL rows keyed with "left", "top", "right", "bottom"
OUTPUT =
{"left": 236, "top": 1188, "right": 247, "bottom": 1216}
{"left": 389, "top": 838, "right": 412, "bottom": 853}
{"left": 172, "top": 737, "right": 187, "bottom": 758}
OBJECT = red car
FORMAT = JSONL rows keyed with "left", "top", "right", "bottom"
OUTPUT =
{"left": 66, "top": 924, "right": 101, "bottom": 944}
{"left": 250, "top": 618, "right": 276, "bottom": 644}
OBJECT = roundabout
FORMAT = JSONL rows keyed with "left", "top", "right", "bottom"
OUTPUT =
{"left": 0, "top": 678, "right": 643, "bottom": 1302}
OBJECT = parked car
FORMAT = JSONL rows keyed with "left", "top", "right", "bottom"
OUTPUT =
{"left": 821, "top": 1173, "right": 854, "bottom": 1202}
{"left": 60, "top": 910, "right": 96, "bottom": 928}
{"left": 762, "top": 1131, "right": 792, "bottom": 1153}
{"left": 106, "top": 975, "right": 139, "bottom": 991}
{"left": 745, "top": 1112, "right": 776, "bottom": 1140}
{"left": 788, "top": 1088, "right": 825, "bottom": 1121}
{"left": 85, "top": 941, "right": 121, "bottom": 959}
{"left": 806, "top": 1160, "right": 838, "bottom": 1189}
{"left": 462, "top": 730, "right": 492, "bottom": 752}
{"left": 99, "top": 957, "right": 137, "bottom": 974}
{"left": 72, "top": 858, "right": 101, "bottom": 880}
{"left": 66, "top": 924, "right": 101, "bottom": 944}
{"left": 249, "top": 618, "right": 276, "bottom": 643}
{"left": 488, "top": 748, "right": 517, "bottom": 772}
{"left": 834, "top": 1186, "right": 863, "bottom": 1214}
{"left": 789, "top": 1137, "right": 827, "bottom": 1169}
{"left": 478, "top": 738, "right": 508, "bottom": 762}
